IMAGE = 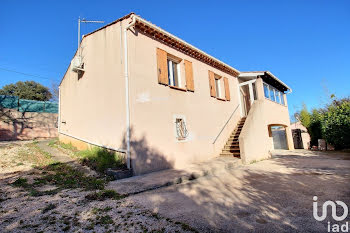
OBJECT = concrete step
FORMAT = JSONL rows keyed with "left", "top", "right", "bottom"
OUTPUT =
{"left": 221, "top": 149, "right": 240, "bottom": 153}
{"left": 220, "top": 152, "right": 240, "bottom": 156}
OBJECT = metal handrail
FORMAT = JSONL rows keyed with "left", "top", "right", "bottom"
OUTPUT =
{"left": 212, "top": 104, "right": 240, "bottom": 144}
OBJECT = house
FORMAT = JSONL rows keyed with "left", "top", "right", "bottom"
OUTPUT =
{"left": 59, "top": 13, "right": 294, "bottom": 175}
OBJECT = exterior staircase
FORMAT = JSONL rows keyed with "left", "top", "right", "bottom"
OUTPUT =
{"left": 220, "top": 117, "right": 247, "bottom": 157}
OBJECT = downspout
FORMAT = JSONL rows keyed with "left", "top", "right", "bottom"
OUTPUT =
{"left": 123, "top": 15, "right": 136, "bottom": 170}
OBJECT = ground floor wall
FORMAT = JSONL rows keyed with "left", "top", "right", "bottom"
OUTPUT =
{"left": 239, "top": 99, "right": 294, "bottom": 164}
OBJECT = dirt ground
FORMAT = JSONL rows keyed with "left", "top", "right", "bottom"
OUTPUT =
{"left": 1, "top": 141, "right": 349, "bottom": 233}
{"left": 0, "top": 141, "right": 196, "bottom": 233}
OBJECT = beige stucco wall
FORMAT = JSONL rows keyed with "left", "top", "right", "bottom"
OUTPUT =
{"left": 127, "top": 28, "right": 241, "bottom": 175}
{"left": 239, "top": 78, "right": 294, "bottom": 163}
{"left": 59, "top": 20, "right": 127, "bottom": 151}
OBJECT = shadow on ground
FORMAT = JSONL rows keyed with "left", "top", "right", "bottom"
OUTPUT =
{"left": 128, "top": 151, "right": 350, "bottom": 233}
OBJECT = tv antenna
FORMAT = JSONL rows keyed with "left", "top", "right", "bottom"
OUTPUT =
{"left": 71, "top": 17, "right": 104, "bottom": 73}
{"left": 77, "top": 17, "right": 104, "bottom": 56}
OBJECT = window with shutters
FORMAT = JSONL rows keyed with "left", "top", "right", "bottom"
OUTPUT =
{"left": 209, "top": 71, "right": 230, "bottom": 101}
{"left": 156, "top": 48, "right": 194, "bottom": 92}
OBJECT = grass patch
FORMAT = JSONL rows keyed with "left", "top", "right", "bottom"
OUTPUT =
{"left": 11, "top": 163, "right": 107, "bottom": 197}
{"left": 78, "top": 148, "right": 125, "bottom": 173}
{"left": 85, "top": 189, "right": 125, "bottom": 201}
{"left": 48, "top": 139, "right": 78, "bottom": 152}
{"left": 35, "top": 163, "right": 105, "bottom": 190}
{"left": 42, "top": 203, "right": 57, "bottom": 214}
{"left": 96, "top": 215, "right": 113, "bottom": 225}
{"left": 16, "top": 143, "right": 54, "bottom": 166}
{"left": 11, "top": 178, "right": 29, "bottom": 188}
{"left": 92, "top": 206, "right": 112, "bottom": 214}
{"left": 50, "top": 140, "right": 126, "bottom": 173}
{"left": 48, "top": 138, "right": 58, "bottom": 147}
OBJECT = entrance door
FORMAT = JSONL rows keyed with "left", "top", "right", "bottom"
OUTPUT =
{"left": 239, "top": 80, "right": 256, "bottom": 117}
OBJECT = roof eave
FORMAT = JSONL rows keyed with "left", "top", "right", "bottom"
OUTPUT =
{"left": 239, "top": 71, "right": 291, "bottom": 92}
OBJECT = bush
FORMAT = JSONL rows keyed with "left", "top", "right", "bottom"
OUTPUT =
{"left": 322, "top": 100, "right": 350, "bottom": 149}
{"left": 297, "top": 97, "right": 350, "bottom": 149}
{"left": 78, "top": 148, "right": 125, "bottom": 173}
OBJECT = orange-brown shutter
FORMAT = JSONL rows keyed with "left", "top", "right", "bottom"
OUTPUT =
{"left": 208, "top": 70, "right": 216, "bottom": 97}
{"left": 156, "top": 48, "right": 168, "bottom": 85}
{"left": 224, "top": 77, "right": 230, "bottom": 101}
{"left": 185, "top": 60, "right": 194, "bottom": 91}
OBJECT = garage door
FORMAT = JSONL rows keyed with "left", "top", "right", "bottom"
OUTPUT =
{"left": 271, "top": 126, "right": 288, "bottom": 150}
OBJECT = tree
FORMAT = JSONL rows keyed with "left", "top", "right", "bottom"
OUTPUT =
{"left": 0, "top": 81, "right": 52, "bottom": 101}
{"left": 299, "top": 104, "right": 311, "bottom": 128}
{"left": 296, "top": 97, "right": 350, "bottom": 149}
{"left": 308, "top": 109, "right": 323, "bottom": 147}
{"left": 322, "top": 98, "right": 350, "bottom": 149}
{"left": 50, "top": 81, "right": 59, "bottom": 102}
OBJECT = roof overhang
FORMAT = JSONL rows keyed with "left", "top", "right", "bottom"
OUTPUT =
{"left": 132, "top": 15, "right": 240, "bottom": 77}
{"left": 239, "top": 71, "right": 292, "bottom": 93}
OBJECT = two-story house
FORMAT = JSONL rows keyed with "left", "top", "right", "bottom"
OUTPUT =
{"left": 59, "top": 13, "right": 294, "bottom": 175}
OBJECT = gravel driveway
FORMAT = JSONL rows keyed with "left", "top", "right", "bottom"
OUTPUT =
{"left": 127, "top": 150, "right": 350, "bottom": 232}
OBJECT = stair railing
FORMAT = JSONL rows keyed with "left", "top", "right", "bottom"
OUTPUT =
{"left": 212, "top": 104, "right": 240, "bottom": 144}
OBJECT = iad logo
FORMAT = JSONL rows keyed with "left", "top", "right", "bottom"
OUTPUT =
{"left": 313, "top": 196, "right": 349, "bottom": 232}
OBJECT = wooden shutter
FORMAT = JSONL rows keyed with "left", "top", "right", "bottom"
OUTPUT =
{"left": 156, "top": 48, "right": 168, "bottom": 85}
{"left": 184, "top": 60, "right": 194, "bottom": 91}
{"left": 208, "top": 71, "right": 216, "bottom": 97}
{"left": 224, "top": 77, "right": 230, "bottom": 101}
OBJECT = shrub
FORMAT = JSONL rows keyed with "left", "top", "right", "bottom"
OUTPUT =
{"left": 297, "top": 97, "right": 350, "bottom": 149}
{"left": 78, "top": 148, "right": 125, "bottom": 173}
{"left": 322, "top": 99, "right": 350, "bottom": 149}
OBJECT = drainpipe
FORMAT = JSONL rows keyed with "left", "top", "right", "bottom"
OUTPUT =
{"left": 123, "top": 15, "right": 136, "bottom": 170}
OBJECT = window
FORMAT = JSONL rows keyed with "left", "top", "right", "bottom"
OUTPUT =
{"left": 208, "top": 71, "right": 230, "bottom": 101}
{"left": 175, "top": 117, "right": 188, "bottom": 140}
{"left": 264, "top": 82, "right": 286, "bottom": 105}
{"left": 264, "top": 83, "right": 269, "bottom": 98}
{"left": 269, "top": 87, "right": 275, "bottom": 101}
{"left": 157, "top": 48, "right": 194, "bottom": 91}
{"left": 276, "top": 91, "right": 281, "bottom": 104}
{"left": 167, "top": 58, "right": 181, "bottom": 87}
{"left": 280, "top": 93, "right": 285, "bottom": 105}
{"left": 215, "top": 75, "right": 223, "bottom": 98}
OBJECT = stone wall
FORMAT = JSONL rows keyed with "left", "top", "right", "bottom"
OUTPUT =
{"left": 0, "top": 108, "right": 58, "bottom": 141}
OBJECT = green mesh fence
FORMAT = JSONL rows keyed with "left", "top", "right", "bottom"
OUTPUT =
{"left": 43, "top": 102, "right": 59, "bottom": 113}
{"left": 0, "top": 95, "right": 18, "bottom": 109}
{"left": 0, "top": 95, "right": 58, "bottom": 113}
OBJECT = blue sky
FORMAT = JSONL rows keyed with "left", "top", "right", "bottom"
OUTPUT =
{"left": 1, "top": 0, "right": 349, "bottom": 116}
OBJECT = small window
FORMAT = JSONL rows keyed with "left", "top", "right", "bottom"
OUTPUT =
{"left": 175, "top": 118, "right": 188, "bottom": 140}
{"left": 215, "top": 75, "right": 223, "bottom": 99}
{"left": 167, "top": 58, "right": 181, "bottom": 87}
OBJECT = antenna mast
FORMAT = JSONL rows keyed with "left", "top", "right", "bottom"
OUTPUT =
{"left": 77, "top": 17, "right": 104, "bottom": 57}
